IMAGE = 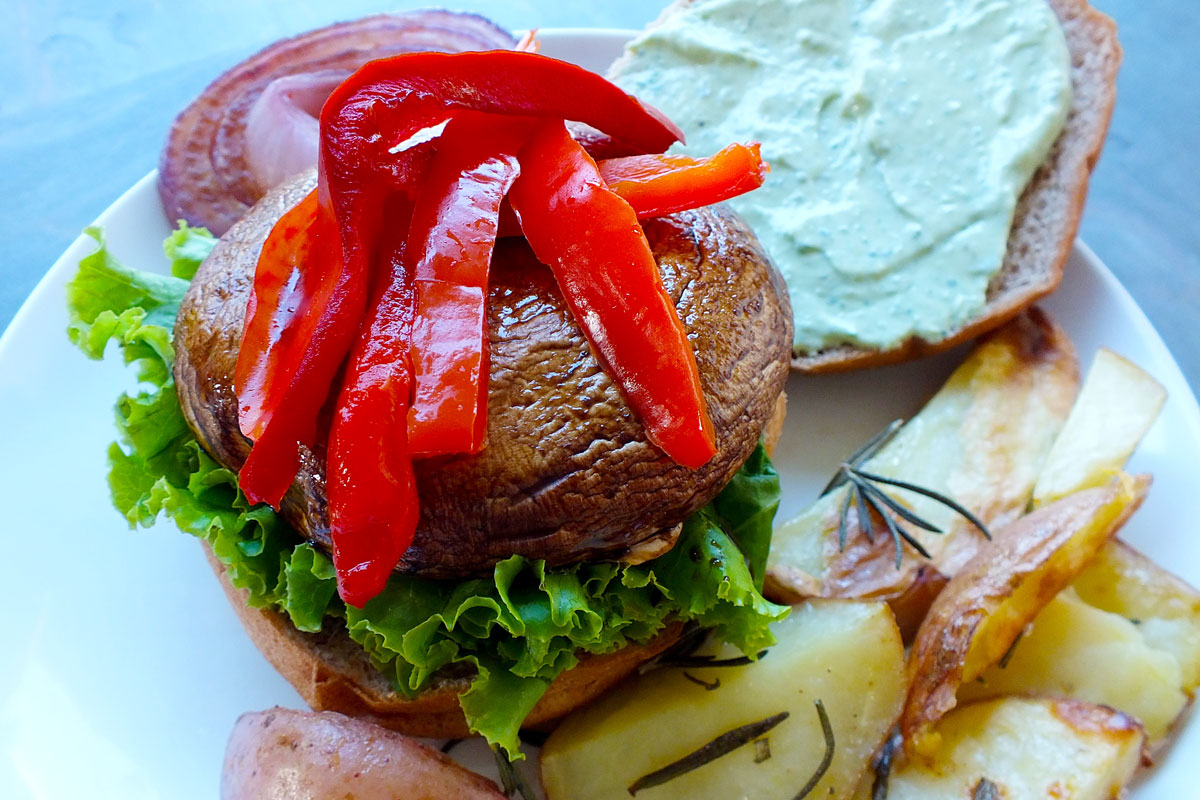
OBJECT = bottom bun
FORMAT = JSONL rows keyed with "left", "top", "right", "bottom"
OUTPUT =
{"left": 205, "top": 546, "right": 684, "bottom": 738}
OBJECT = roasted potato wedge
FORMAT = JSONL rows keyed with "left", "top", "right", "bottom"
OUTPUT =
{"left": 767, "top": 310, "right": 1079, "bottom": 624}
{"left": 961, "top": 539, "right": 1200, "bottom": 742}
{"left": 1073, "top": 539, "right": 1200, "bottom": 691}
{"left": 902, "top": 474, "right": 1149, "bottom": 758}
{"left": 541, "top": 600, "right": 905, "bottom": 800}
{"left": 857, "top": 698, "right": 1145, "bottom": 799}
{"left": 959, "top": 588, "right": 1186, "bottom": 741}
{"left": 220, "top": 707, "right": 505, "bottom": 799}
{"left": 1034, "top": 348, "right": 1166, "bottom": 506}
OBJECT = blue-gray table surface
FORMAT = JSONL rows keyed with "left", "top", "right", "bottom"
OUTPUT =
{"left": 2, "top": 1, "right": 1196, "bottom": 390}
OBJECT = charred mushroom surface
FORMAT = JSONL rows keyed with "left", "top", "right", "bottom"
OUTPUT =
{"left": 174, "top": 171, "right": 793, "bottom": 577}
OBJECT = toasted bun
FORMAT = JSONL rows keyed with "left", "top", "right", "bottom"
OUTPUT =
{"left": 614, "top": 0, "right": 1120, "bottom": 373}
{"left": 205, "top": 391, "right": 787, "bottom": 736}
{"left": 206, "top": 545, "right": 684, "bottom": 738}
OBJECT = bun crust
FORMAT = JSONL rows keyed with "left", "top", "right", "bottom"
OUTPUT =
{"left": 790, "top": 0, "right": 1121, "bottom": 372}
{"left": 205, "top": 546, "right": 684, "bottom": 738}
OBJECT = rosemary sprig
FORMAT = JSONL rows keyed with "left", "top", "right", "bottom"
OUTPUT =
{"left": 627, "top": 711, "right": 790, "bottom": 795}
{"left": 792, "top": 700, "right": 835, "bottom": 800}
{"left": 822, "top": 419, "right": 991, "bottom": 569}
{"left": 490, "top": 744, "right": 538, "bottom": 800}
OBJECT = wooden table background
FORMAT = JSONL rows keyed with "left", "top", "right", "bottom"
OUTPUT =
{"left": 2, "top": 0, "right": 1195, "bottom": 390}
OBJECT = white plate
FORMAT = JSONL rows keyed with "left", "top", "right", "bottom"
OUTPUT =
{"left": 2, "top": 28, "right": 1197, "bottom": 800}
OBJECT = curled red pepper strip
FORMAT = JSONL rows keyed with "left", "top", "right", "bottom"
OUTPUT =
{"left": 328, "top": 214, "right": 420, "bottom": 608}
{"left": 509, "top": 120, "right": 717, "bottom": 468}
{"left": 496, "top": 141, "right": 768, "bottom": 236}
{"left": 597, "top": 142, "right": 767, "bottom": 220}
{"left": 405, "top": 114, "right": 532, "bottom": 456}
{"left": 318, "top": 51, "right": 683, "bottom": 188}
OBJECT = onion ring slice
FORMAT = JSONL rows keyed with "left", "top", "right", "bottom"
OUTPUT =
{"left": 158, "top": 10, "right": 516, "bottom": 235}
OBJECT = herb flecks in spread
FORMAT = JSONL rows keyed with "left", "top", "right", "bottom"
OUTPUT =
{"left": 233, "top": 50, "right": 767, "bottom": 606}
{"left": 611, "top": 0, "right": 1073, "bottom": 352}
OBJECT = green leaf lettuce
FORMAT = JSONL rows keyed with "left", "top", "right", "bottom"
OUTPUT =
{"left": 67, "top": 224, "right": 789, "bottom": 757}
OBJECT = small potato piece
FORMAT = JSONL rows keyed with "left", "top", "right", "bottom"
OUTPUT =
{"left": 1034, "top": 348, "right": 1165, "bottom": 505}
{"left": 881, "top": 698, "right": 1145, "bottom": 799}
{"left": 541, "top": 600, "right": 906, "bottom": 800}
{"left": 1074, "top": 539, "right": 1200, "bottom": 690}
{"left": 767, "top": 310, "right": 1078, "bottom": 618}
{"left": 220, "top": 707, "right": 505, "bottom": 800}
{"left": 959, "top": 588, "right": 1187, "bottom": 740}
{"left": 902, "top": 474, "right": 1149, "bottom": 757}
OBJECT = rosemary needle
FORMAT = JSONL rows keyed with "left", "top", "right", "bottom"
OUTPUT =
{"left": 490, "top": 745, "right": 537, "bottom": 800}
{"left": 871, "top": 733, "right": 900, "bottom": 800}
{"left": 792, "top": 699, "right": 835, "bottom": 800}
{"left": 972, "top": 778, "right": 1002, "bottom": 800}
{"left": 682, "top": 671, "right": 721, "bottom": 690}
{"left": 858, "top": 469, "right": 991, "bottom": 539}
{"left": 627, "top": 711, "right": 789, "bottom": 795}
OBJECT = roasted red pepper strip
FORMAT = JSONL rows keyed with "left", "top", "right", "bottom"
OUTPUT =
{"left": 319, "top": 51, "right": 682, "bottom": 186}
{"left": 509, "top": 120, "right": 717, "bottom": 468}
{"left": 235, "top": 189, "right": 320, "bottom": 442}
{"left": 328, "top": 216, "right": 420, "bottom": 608}
{"left": 407, "top": 282, "right": 488, "bottom": 457}
{"left": 406, "top": 114, "right": 532, "bottom": 456}
{"left": 235, "top": 189, "right": 354, "bottom": 507}
{"left": 597, "top": 142, "right": 767, "bottom": 219}
{"left": 237, "top": 51, "right": 685, "bottom": 511}
{"left": 496, "top": 142, "right": 768, "bottom": 236}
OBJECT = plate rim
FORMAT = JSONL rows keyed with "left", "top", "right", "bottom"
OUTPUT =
{"left": 5, "top": 25, "right": 1199, "bottom": 797}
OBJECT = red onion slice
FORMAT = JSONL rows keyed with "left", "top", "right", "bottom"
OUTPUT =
{"left": 243, "top": 71, "right": 348, "bottom": 197}
{"left": 158, "top": 11, "right": 516, "bottom": 235}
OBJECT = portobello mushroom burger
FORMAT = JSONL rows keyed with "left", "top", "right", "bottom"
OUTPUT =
{"left": 69, "top": 42, "right": 794, "bottom": 757}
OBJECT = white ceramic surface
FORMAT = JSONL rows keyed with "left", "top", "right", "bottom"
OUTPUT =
{"left": 1, "top": 29, "right": 1197, "bottom": 799}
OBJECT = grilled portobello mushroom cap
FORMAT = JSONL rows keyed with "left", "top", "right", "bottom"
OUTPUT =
{"left": 174, "top": 170, "right": 792, "bottom": 578}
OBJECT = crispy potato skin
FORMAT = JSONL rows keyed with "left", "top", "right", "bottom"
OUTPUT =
{"left": 220, "top": 707, "right": 506, "bottom": 800}
{"left": 901, "top": 475, "right": 1149, "bottom": 758}
{"left": 174, "top": 170, "right": 793, "bottom": 578}
{"left": 874, "top": 698, "right": 1145, "bottom": 799}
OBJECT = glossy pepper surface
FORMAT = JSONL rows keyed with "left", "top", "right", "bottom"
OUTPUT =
{"left": 405, "top": 114, "right": 532, "bottom": 456}
{"left": 508, "top": 119, "right": 717, "bottom": 468}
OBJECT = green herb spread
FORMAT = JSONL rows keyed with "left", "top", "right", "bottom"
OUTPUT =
{"left": 612, "top": 0, "right": 1072, "bottom": 352}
